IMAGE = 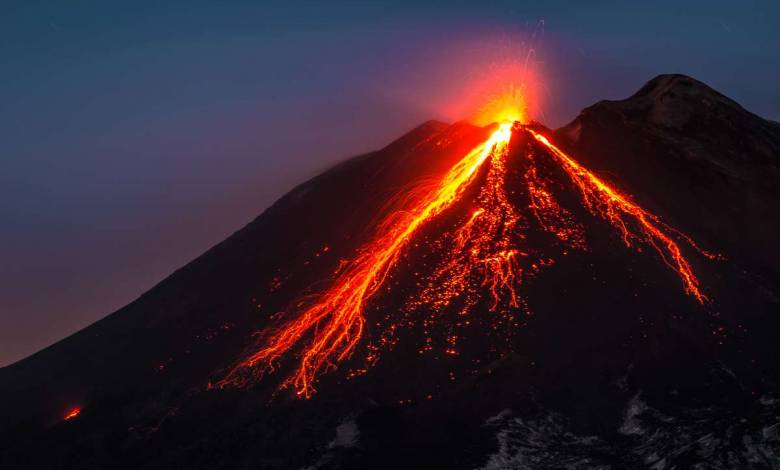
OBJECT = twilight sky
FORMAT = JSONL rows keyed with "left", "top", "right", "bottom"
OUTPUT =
{"left": 2, "top": 0, "right": 779, "bottom": 366}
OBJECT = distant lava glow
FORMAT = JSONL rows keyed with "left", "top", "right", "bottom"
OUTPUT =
{"left": 64, "top": 407, "right": 80, "bottom": 420}
{"left": 221, "top": 113, "right": 717, "bottom": 398}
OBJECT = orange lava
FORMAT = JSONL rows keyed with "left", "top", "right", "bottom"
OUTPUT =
{"left": 412, "top": 129, "right": 524, "bottom": 315}
{"left": 221, "top": 123, "right": 514, "bottom": 397}
{"left": 527, "top": 129, "right": 711, "bottom": 303}
{"left": 64, "top": 407, "right": 80, "bottom": 420}
{"left": 221, "top": 117, "right": 717, "bottom": 399}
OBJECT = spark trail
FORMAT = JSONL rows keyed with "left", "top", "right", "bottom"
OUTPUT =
{"left": 222, "top": 121, "right": 716, "bottom": 398}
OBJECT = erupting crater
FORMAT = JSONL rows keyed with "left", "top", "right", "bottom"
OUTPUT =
{"left": 218, "top": 114, "right": 719, "bottom": 398}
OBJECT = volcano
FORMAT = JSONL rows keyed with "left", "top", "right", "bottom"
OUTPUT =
{"left": 1, "top": 74, "right": 779, "bottom": 469}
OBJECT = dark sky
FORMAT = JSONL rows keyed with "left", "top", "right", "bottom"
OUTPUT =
{"left": 2, "top": 1, "right": 779, "bottom": 367}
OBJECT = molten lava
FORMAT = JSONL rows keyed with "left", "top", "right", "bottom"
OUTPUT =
{"left": 473, "top": 83, "right": 530, "bottom": 125}
{"left": 64, "top": 407, "right": 80, "bottom": 420}
{"left": 221, "top": 117, "right": 717, "bottom": 398}
{"left": 527, "top": 130, "right": 717, "bottom": 303}
{"left": 409, "top": 129, "right": 528, "bottom": 320}
{"left": 221, "top": 123, "right": 514, "bottom": 396}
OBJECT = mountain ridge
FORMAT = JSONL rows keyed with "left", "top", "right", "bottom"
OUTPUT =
{"left": 555, "top": 73, "right": 780, "bottom": 281}
{"left": 2, "top": 74, "right": 779, "bottom": 469}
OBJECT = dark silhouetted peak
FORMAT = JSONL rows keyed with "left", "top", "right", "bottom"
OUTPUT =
{"left": 632, "top": 74, "right": 740, "bottom": 108}
{"left": 625, "top": 74, "right": 766, "bottom": 132}
{"left": 555, "top": 73, "right": 780, "bottom": 281}
{"left": 560, "top": 73, "right": 780, "bottom": 168}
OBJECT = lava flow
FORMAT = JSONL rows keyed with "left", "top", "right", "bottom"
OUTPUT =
{"left": 63, "top": 407, "right": 80, "bottom": 421}
{"left": 220, "top": 123, "right": 514, "bottom": 397}
{"left": 527, "top": 130, "right": 718, "bottom": 303}
{"left": 221, "top": 118, "right": 717, "bottom": 398}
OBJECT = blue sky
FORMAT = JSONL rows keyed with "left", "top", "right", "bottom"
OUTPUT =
{"left": 2, "top": 0, "right": 779, "bottom": 366}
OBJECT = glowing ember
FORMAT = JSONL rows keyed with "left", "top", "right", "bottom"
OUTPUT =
{"left": 221, "top": 114, "right": 717, "bottom": 398}
{"left": 64, "top": 407, "right": 80, "bottom": 420}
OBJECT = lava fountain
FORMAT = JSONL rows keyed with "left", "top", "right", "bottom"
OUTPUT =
{"left": 220, "top": 103, "right": 717, "bottom": 398}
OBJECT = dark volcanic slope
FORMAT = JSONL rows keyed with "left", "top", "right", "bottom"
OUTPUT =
{"left": 2, "top": 75, "right": 780, "bottom": 470}
{"left": 555, "top": 74, "right": 780, "bottom": 281}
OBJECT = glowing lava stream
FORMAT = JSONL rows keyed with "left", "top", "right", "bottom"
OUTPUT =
{"left": 64, "top": 407, "right": 81, "bottom": 420}
{"left": 526, "top": 129, "right": 714, "bottom": 303}
{"left": 222, "top": 122, "right": 715, "bottom": 398}
{"left": 221, "top": 123, "right": 515, "bottom": 397}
